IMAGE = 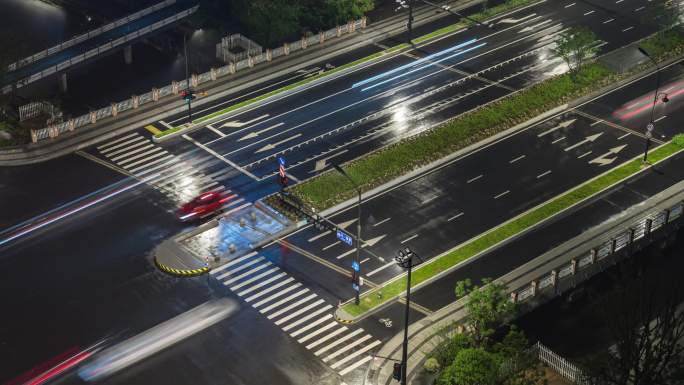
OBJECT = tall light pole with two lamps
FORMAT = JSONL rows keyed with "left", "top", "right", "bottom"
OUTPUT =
{"left": 637, "top": 46, "right": 669, "bottom": 164}
{"left": 394, "top": 247, "right": 423, "bottom": 385}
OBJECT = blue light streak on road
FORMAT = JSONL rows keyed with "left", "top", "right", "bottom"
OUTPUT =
{"left": 360, "top": 42, "right": 487, "bottom": 92}
{"left": 351, "top": 38, "right": 479, "bottom": 89}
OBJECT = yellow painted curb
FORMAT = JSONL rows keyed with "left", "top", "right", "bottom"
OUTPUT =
{"left": 155, "top": 257, "right": 208, "bottom": 277}
{"left": 145, "top": 124, "right": 162, "bottom": 135}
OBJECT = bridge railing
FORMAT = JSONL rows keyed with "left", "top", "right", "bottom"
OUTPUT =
{"left": 30, "top": 16, "right": 367, "bottom": 143}
{"left": 7, "top": 0, "right": 176, "bottom": 72}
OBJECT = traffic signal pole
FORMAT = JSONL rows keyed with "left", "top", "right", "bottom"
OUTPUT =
{"left": 184, "top": 33, "right": 193, "bottom": 124}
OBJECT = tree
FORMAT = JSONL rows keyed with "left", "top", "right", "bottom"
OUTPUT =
{"left": 553, "top": 26, "right": 599, "bottom": 75}
{"left": 236, "top": 0, "right": 302, "bottom": 46}
{"left": 455, "top": 278, "right": 516, "bottom": 348}
{"left": 647, "top": 1, "right": 682, "bottom": 32}
{"left": 581, "top": 267, "right": 684, "bottom": 385}
{"left": 439, "top": 348, "right": 499, "bottom": 385}
{"left": 494, "top": 327, "right": 548, "bottom": 385}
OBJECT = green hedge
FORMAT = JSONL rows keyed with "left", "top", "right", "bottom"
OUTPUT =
{"left": 342, "top": 139, "right": 684, "bottom": 316}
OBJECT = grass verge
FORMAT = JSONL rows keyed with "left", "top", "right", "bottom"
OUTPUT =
{"left": 342, "top": 137, "right": 684, "bottom": 317}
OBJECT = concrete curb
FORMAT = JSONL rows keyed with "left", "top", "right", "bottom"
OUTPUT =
{"left": 154, "top": 256, "right": 208, "bottom": 277}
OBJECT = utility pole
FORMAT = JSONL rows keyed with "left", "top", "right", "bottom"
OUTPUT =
{"left": 333, "top": 164, "right": 362, "bottom": 305}
{"left": 394, "top": 247, "right": 423, "bottom": 385}
{"left": 184, "top": 33, "right": 193, "bottom": 124}
{"left": 637, "top": 47, "right": 669, "bottom": 164}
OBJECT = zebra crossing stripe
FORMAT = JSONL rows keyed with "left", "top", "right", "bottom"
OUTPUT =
{"left": 252, "top": 283, "right": 302, "bottom": 308}
{"left": 290, "top": 314, "right": 334, "bottom": 338}
{"left": 229, "top": 267, "right": 280, "bottom": 291}
{"left": 131, "top": 156, "right": 179, "bottom": 176}
{"left": 107, "top": 141, "right": 152, "bottom": 158}
{"left": 259, "top": 288, "right": 310, "bottom": 313}
{"left": 282, "top": 305, "right": 333, "bottom": 332}
{"left": 244, "top": 277, "right": 295, "bottom": 302}
{"left": 297, "top": 321, "right": 338, "bottom": 343}
{"left": 237, "top": 272, "right": 288, "bottom": 297}
{"left": 330, "top": 340, "right": 381, "bottom": 369}
{"left": 222, "top": 262, "right": 272, "bottom": 285}
{"left": 127, "top": 154, "right": 174, "bottom": 173}
{"left": 305, "top": 327, "right": 347, "bottom": 350}
{"left": 100, "top": 136, "right": 145, "bottom": 154}
{"left": 325, "top": 335, "right": 372, "bottom": 363}
{"left": 315, "top": 330, "right": 364, "bottom": 356}
{"left": 215, "top": 257, "right": 266, "bottom": 280}
{"left": 118, "top": 148, "right": 167, "bottom": 165}
{"left": 338, "top": 355, "right": 373, "bottom": 376}
{"left": 97, "top": 132, "right": 139, "bottom": 149}
{"left": 120, "top": 149, "right": 168, "bottom": 167}
{"left": 266, "top": 293, "right": 317, "bottom": 320}
{"left": 211, "top": 252, "right": 257, "bottom": 274}
{"left": 274, "top": 299, "right": 325, "bottom": 325}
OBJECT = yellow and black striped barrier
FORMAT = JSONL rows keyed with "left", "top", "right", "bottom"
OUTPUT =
{"left": 155, "top": 257, "right": 208, "bottom": 277}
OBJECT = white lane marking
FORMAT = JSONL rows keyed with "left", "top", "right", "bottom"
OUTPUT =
{"left": 366, "top": 262, "right": 396, "bottom": 277}
{"left": 282, "top": 305, "right": 333, "bottom": 332}
{"left": 198, "top": 180, "right": 219, "bottom": 191}
{"left": 564, "top": 133, "right": 603, "bottom": 152}
{"left": 519, "top": 19, "right": 552, "bottom": 33}
{"left": 401, "top": 234, "right": 418, "bottom": 244}
{"left": 158, "top": 120, "right": 173, "bottom": 129}
{"left": 100, "top": 136, "right": 145, "bottom": 154}
{"left": 361, "top": 258, "right": 370, "bottom": 264}
{"left": 237, "top": 272, "right": 288, "bottom": 297}
{"left": 183, "top": 134, "right": 260, "bottom": 181}
{"left": 128, "top": 154, "right": 175, "bottom": 173}
{"left": 421, "top": 195, "right": 438, "bottom": 205}
{"left": 497, "top": 13, "right": 538, "bottom": 24}
{"left": 121, "top": 150, "right": 168, "bottom": 169}
{"left": 509, "top": 154, "right": 526, "bottom": 163}
{"left": 290, "top": 314, "right": 335, "bottom": 337}
{"left": 230, "top": 267, "right": 281, "bottom": 291}
{"left": 212, "top": 251, "right": 257, "bottom": 273}
{"left": 615, "top": 0, "right": 624, "bottom": 3}
{"left": 221, "top": 261, "right": 272, "bottom": 284}
{"left": 467, "top": 174, "right": 483, "bottom": 183}
{"left": 207, "top": 124, "right": 226, "bottom": 137}
{"left": 323, "top": 241, "right": 340, "bottom": 251}
{"left": 237, "top": 123, "right": 285, "bottom": 142}
{"left": 564, "top": 2, "right": 575, "bottom": 7}
{"left": 252, "top": 282, "right": 302, "bottom": 308}
{"left": 315, "top": 329, "right": 364, "bottom": 356}
{"left": 306, "top": 327, "right": 348, "bottom": 350}
{"left": 538, "top": 119, "right": 575, "bottom": 137}
{"left": 551, "top": 136, "right": 566, "bottom": 144}
{"left": 330, "top": 340, "right": 381, "bottom": 368}
{"left": 536, "top": 170, "right": 552, "bottom": 179}
{"left": 494, "top": 190, "right": 510, "bottom": 199}
{"left": 274, "top": 299, "right": 326, "bottom": 326}
{"left": 244, "top": 277, "right": 295, "bottom": 302}
{"left": 447, "top": 212, "right": 464, "bottom": 222}
{"left": 324, "top": 334, "right": 372, "bottom": 362}
{"left": 339, "top": 356, "right": 373, "bottom": 376}
{"left": 297, "top": 321, "right": 338, "bottom": 343}
{"left": 107, "top": 141, "right": 153, "bottom": 159}
{"left": 617, "top": 132, "right": 631, "bottom": 140}
{"left": 255, "top": 133, "right": 303, "bottom": 153}
{"left": 259, "top": 288, "right": 310, "bottom": 313}
{"left": 583, "top": 10, "right": 595, "bottom": 15}
{"left": 97, "top": 132, "right": 138, "bottom": 149}
{"left": 603, "top": 18, "right": 615, "bottom": 24}
{"left": 590, "top": 119, "right": 604, "bottom": 126}
{"left": 216, "top": 257, "right": 266, "bottom": 279}
{"left": 373, "top": 218, "right": 391, "bottom": 227}
{"left": 308, "top": 230, "right": 332, "bottom": 243}
{"left": 654, "top": 115, "right": 667, "bottom": 123}
{"left": 267, "top": 293, "right": 318, "bottom": 320}
{"left": 221, "top": 114, "right": 270, "bottom": 128}
{"left": 634, "top": 6, "right": 644, "bottom": 11}
{"left": 578, "top": 150, "right": 593, "bottom": 159}
{"left": 336, "top": 249, "right": 356, "bottom": 260}
{"left": 622, "top": 26, "right": 634, "bottom": 32}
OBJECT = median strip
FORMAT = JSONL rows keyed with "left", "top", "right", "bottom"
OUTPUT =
{"left": 342, "top": 136, "right": 684, "bottom": 317}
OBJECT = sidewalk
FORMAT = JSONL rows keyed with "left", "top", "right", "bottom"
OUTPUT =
{"left": 0, "top": 0, "right": 485, "bottom": 166}
{"left": 370, "top": 152, "right": 684, "bottom": 385}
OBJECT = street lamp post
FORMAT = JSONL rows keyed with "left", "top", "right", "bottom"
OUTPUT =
{"left": 184, "top": 33, "right": 193, "bottom": 124}
{"left": 332, "top": 164, "right": 361, "bottom": 306}
{"left": 395, "top": 247, "right": 423, "bottom": 385}
{"left": 637, "top": 47, "right": 669, "bottom": 164}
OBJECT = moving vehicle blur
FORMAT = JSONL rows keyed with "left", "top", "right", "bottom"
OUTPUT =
{"left": 177, "top": 191, "right": 235, "bottom": 222}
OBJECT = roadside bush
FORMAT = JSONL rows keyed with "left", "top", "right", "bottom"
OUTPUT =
{"left": 424, "top": 357, "right": 440, "bottom": 373}
{"left": 432, "top": 332, "right": 472, "bottom": 369}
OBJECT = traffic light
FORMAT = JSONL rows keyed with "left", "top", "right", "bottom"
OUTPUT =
{"left": 392, "top": 362, "right": 402, "bottom": 381}
{"left": 278, "top": 174, "right": 288, "bottom": 187}
{"left": 181, "top": 89, "right": 196, "bottom": 102}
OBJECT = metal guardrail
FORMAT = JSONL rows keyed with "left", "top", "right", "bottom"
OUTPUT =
{"left": 6, "top": 0, "right": 176, "bottom": 72}
{"left": 30, "top": 17, "right": 366, "bottom": 143}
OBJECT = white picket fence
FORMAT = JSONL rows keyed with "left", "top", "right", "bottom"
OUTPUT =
{"left": 534, "top": 342, "right": 588, "bottom": 384}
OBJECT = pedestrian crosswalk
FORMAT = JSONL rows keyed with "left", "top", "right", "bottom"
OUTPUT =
{"left": 210, "top": 251, "right": 380, "bottom": 378}
{"left": 96, "top": 133, "right": 242, "bottom": 207}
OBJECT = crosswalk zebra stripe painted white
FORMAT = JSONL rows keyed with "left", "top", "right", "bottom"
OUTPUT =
{"left": 252, "top": 283, "right": 302, "bottom": 308}
{"left": 127, "top": 154, "right": 175, "bottom": 174}
{"left": 97, "top": 132, "right": 139, "bottom": 149}
{"left": 305, "top": 326, "right": 347, "bottom": 350}
{"left": 120, "top": 150, "right": 168, "bottom": 168}
{"left": 258, "top": 288, "right": 310, "bottom": 314}
{"left": 215, "top": 256, "right": 266, "bottom": 280}
{"left": 297, "top": 321, "right": 338, "bottom": 343}
{"left": 266, "top": 293, "right": 318, "bottom": 320}
{"left": 99, "top": 136, "right": 145, "bottom": 153}
{"left": 229, "top": 267, "right": 280, "bottom": 291}
{"left": 338, "top": 355, "right": 373, "bottom": 376}
{"left": 237, "top": 272, "right": 288, "bottom": 297}
{"left": 330, "top": 340, "right": 381, "bottom": 369}
{"left": 290, "top": 314, "right": 334, "bottom": 338}
{"left": 314, "top": 329, "right": 365, "bottom": 356}
{"left": 211, "top": 252, "right": 258, "bottom": 274}
{"left": 274, "top": 299, "right": 325, "bottom": 326}
{"left": 244, "top": 277, "right": 295, "bottom": 302}
{"left": 282, "top": 305, "right": 333, "bottom": 332}
{"left": 222, "top": 262, "right": 273, "bottom": 285}
{"left": 199, "top": 180, "right": 220, "bottom": 190}
{"left": 131, "top": 156, "right": 179, "bottom": 176}
{"left": 108, "top": 142, "right": 153, "bottom": 159}
{"left": 324, "top": 335, "right": 372, "bottom": 363}
{"left": 126, "top": 153, "right": 173, "bottom": 172}
{"left": 118, "top": 148, "right": 168, "bottom": 166}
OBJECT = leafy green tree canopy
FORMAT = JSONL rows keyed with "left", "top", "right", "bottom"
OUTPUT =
{"left": 455, "top": 278, "right": 516, "bottom": 347}
{"left": 553, "top": 26, "right": 599, "bottom": 74}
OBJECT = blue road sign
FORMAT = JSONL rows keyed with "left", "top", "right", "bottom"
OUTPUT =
{"left": 278, "top": 156, "right": 286, "bottom": 166}
{"left": 352, "top": 283, "right": 360, "bottom": 291}
{"left": 336, "top": 229, "right": 353, "bottom": 246}
{"left": 351, "top": 261, "right": 360, "bottom": 272}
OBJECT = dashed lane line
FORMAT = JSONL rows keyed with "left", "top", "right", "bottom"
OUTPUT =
{"left": 494, "top": 190, "right": 510, "bottom": 199}
{"left": 536, "top": 170, "right": 552, "bottom": 179}
{"left": 447, "top": 212, "right": 464, "bottom": 221}
{"left": 467, "top": 174, "right": 483, "bottom": 183}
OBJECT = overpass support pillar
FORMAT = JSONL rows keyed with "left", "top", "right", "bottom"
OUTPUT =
{"left": 124, "top": 45, "right": 133, "bottom": 65}
{"left": 59, "top": 73, "right": 68, "bottom": 93}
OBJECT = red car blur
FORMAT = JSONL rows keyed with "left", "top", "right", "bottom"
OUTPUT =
{"left": 177, "top": 191, "right": 234, "bottom": 221}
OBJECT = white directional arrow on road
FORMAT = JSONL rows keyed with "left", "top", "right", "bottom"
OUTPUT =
{"left": 519, "top": 19, "right": 552, "bottom": 33}
{"left": 538, "top": 119, "right": 576, "bottom": 137}
{"left": 589, "top": 144, "right": 627, "bottom": 166}
{"left": 238, "top": 122, "right": 284, "bottom": 141}
{"left": 221, "top": 114, "right": 269, "bottom": 128}
{"left": 497, "top": 13, "right": 537, "bottom": 24}
{"left": 564, "top": 133, "right": 603, "bottom": 152}
{"left": 255, "top": 133, "right": 302, "bottom": 153}
{"left": 363, "top": 235, "right": 386, "bottom": 248}
{"left": 337, "top": 218, "right": 357, "bottom": 230}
